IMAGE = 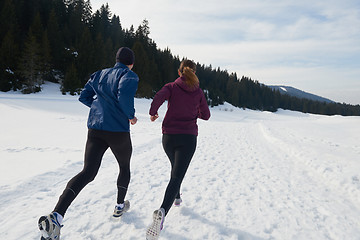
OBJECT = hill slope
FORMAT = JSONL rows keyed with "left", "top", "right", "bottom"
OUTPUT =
{"left": 268, "top": 85, "right": 334, "bottom": 103}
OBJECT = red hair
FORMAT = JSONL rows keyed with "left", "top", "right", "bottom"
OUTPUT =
{"left": 179, "top": 59, "right": 199, "bottom": 88}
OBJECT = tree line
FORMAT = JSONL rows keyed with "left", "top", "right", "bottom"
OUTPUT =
{"left": 1, "top": 0, "right": 359, "bottom": 116}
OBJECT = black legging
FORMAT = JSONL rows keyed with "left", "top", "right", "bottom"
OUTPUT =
{"left": 160, "top": 134, "right": 197, "bottom": 215}
{"left": 54, "top": 129, "right": 132, "bottom": 216}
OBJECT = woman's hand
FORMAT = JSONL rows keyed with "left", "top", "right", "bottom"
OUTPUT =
{"left": 150, "top": 114, "right": 159, "bottom": 122}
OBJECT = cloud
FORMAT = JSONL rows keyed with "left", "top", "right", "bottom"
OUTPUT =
{"left": 91, "top": 0, "right": 360, "bottom": 104}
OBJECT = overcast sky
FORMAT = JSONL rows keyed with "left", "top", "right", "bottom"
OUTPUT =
{"left": 92, "top": 0, "right": 360, "bottom": 104}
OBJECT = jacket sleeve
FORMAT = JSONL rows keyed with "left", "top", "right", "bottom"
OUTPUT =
{"left": 79, "top": 75, "right": 96, "bottom": 108}
{"left": 149, "top": 84, "right": 172, "bottom": 116}
{"left": 118, "top": 72, "right": 139, "bottom": 119}
{"left": 198, "top": 90, "right": 211, "bottom": 120}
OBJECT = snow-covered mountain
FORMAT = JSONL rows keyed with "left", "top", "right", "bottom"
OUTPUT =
{"left": 268, "top": 85, "right": 334, "bottom": 103}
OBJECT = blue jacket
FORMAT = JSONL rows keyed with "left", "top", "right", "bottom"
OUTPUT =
{"left": 79, "top": 62, "right": 139, "bottom": 132}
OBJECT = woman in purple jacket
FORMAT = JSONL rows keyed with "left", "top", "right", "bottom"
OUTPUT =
{"left": 146, "top": 59, "right": 210, "bottom": 239}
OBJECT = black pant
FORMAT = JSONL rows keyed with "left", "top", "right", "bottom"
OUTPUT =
{"left": 160, "top": 134, "right": 197, "bottom": 215}
{"left": 54, "top": 129, "right": 132, "bottom": 216}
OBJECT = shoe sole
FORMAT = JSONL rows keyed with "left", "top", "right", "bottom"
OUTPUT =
{"left": 38, "top": 216, "right": 51, "bottom": 239}
{"left": 38, "top": 215, "right": 61, "bottom": 240}
{"left": 146, "top": 209, "right": 165, "bottom": 240}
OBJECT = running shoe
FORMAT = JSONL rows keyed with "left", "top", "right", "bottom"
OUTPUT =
{"left": 146, "top": 208, "right": 165, "bottom": 240}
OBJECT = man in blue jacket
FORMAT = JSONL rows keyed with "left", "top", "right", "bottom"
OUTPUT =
{"left": 38, "top": 47, "right": 139, "bottom": 240}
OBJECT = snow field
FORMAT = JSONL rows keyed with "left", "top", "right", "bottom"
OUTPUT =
{"left": 0, "top": 82, "right": 359, "bottom": 239}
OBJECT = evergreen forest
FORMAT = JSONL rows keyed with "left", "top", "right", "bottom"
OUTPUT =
{"left": 1, "top": 0, "right": 359, "bottom": 116}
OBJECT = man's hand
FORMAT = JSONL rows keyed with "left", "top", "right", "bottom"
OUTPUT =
{"left": 150, "top": 114, "right": 159, "bottom": 122}
{"left": 129, "top": 117, "right": 137, "bottom": 125}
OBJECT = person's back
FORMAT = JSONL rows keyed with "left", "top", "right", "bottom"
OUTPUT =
{"left": 156, "top": 76, "right": 209, "bottom": 135}
{"left": 79, "top": 63, "right": 138, "bottom": 132}
{"left": 150, "top": 59, "right": 210, "bottom": 136}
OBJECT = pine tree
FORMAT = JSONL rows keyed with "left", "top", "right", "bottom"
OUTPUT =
{"left": 124, "top": 25, "right": 135, "bottom": 47}
{"left": 62, "top": 62, "right": 81, "bottom": 95}
{"left": 158, "top": 48, "right": 176, "bottom": 83}
{"left": 31, "top": 12, "right": 43, "bottom": 43}
{"left": 83, "top": 0, "right": 92, "bottom": 24}
{"left": 93, "top": 33, "right": 105, "bottom": 69}
{"left": 132, "top": 41, "right": 152, "bottom": 97}
{"left": 91, "top": 4, "right": 111, "bottom": 39}
{"left": 41, "top": 30, "right": 53, "bottom": 81}
{"left": 46, "top": 8, "right": 64, "bottom": 72}
{"left": 67, "top": 0, "right": 86, "bottom": 44}
{"left": 110, "top": 15, "right": 124, "bottom": 50}
{"left": 0, "top": 0, "right": 17, "bottom": 41}
{"left": 136, "top": 19, "right": 150, "bottom": 44}
{"left": 76, "top": 27, "right": 95, "bottom": 85}
{"left": 103, "top": 37, "right": 114, "bottom": 67}
{"left": 18, "top": 29, "right": 43, "bottom": 93}
{"left": 99, "top": 3, "right": 111, "bottom": 37}
{"left": 0, "top": 30, "right": 19, "bottom": 91}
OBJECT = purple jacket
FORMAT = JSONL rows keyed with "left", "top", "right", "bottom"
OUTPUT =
{"left": 149, "top": 77, "right": 210, "bottom": 135}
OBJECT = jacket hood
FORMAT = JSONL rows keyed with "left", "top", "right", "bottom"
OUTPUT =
{"left": 174, "top": 77, "right": 199, "bottom": 92}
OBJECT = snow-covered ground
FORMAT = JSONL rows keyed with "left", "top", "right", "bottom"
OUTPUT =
{"left": 0, "top": 82, "right": 359, "bottom": 240}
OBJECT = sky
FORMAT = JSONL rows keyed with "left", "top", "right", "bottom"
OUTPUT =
{"left": 91, "top": 0, "right": 360, "bottom": 105}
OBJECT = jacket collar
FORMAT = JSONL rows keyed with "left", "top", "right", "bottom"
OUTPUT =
{"left": 175, "top": 76, "right": 199, "bottom": 92}
{"left": 114, "top": 62, "right": 129, "bottom": 69}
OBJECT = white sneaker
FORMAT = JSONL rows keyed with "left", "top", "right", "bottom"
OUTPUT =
{"left": 38, "top": 212, "right": 63, "bottom": 240}
{"left": 174, "top": 197, "right": 182, "bottom": 206}
{"left": 146, "top": 208, "right": 165, "bottom": 240}
{"left": 113, "top": 200, "right": 130, "bottom": 217}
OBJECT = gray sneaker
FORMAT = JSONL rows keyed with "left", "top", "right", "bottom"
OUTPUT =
{"left": 146, "top": 208, "right": 165, "bottom": 240}
{"left": 38, "top": 212, "right": 63, "bottom": 240}
{"left": 174, "top": 197, "right": 182, "bottom": 206}
{"left": 113, "top": 200, "right": 130, "bottom": 217}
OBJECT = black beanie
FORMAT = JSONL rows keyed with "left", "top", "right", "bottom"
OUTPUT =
{"left": 116, "top": 47, "right": 135, "bottom": 65}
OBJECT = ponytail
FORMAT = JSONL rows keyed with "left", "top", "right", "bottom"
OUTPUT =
{"left": 179, "top": 60, "right": 199, "bottom": 88}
